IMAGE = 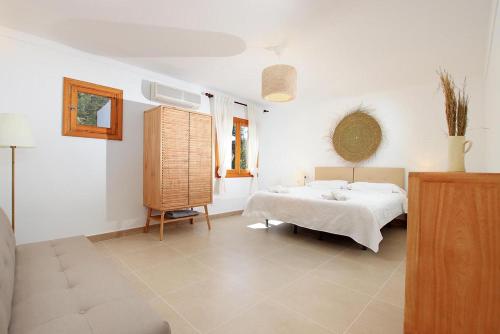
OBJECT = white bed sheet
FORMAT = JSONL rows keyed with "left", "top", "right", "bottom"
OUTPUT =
{"left": 243, "top": 187, "right": 405, "bottom": 252}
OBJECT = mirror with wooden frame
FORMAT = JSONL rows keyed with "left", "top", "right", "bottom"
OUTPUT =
{"left": 62, "top": 77, "right": 123, "bottom": 140}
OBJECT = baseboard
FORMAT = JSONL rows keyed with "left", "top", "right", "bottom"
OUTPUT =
{"left": 87, "top": 210, "right": 243, "bottom": 243}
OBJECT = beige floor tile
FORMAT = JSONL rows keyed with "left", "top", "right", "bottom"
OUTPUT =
{"left": 99, "top": 255, "right": 157, "bottom": 301}
{"left": 381, "top": 227, "right": 407, "bottom": 246}
{"left": 252, "top": 226, "right": 301, "bottom": 245}
{"left": 191, "top": 246, "right": 256, "bottom": 273}
{"left": 137, "top": 257, "right": 214, "bottom": 295}
{"left": 265, "top": 243, "right": 334, "bottom": 272}
{"left": 121, "top": 270, "right": 157, "bottom": 301}
{"left": 285, "top": 234, "right": 349, "bottom": 256}
{"left": 380, "top": 235, "right": 407, "bottom": 258}
{"left": 103, "top": 255, "right": 133, "bottom": 276}
{"left": 347, "top": 300, "right": 403, "bottom": 334}
{"left": 92, "top": 215, "right": 406, "bottom": 333}
{"left": 193, "top": 225, "right": 253, "bottom": 246}
{"left": 163, "top": 221, "right": 209, "bottom": 240}
{"left": 375, "top": 269, "right": 405, "bottom": 308}
{"left": 338, "top": 244, "right": 403, "bottom": 272}
{"left": 102, "top": 232, "right": 161, "bottom": 254}
{"left": 230, "top": 257, "right": 304, "bottom": 295}
{"left": 314, "top": 256, "right": 393, "bottom": 296}
{"left": 167, "top": 234, "right": 220, "bottom": 256}
{"left": 92, "top": 241, "right": 113, "bottom": 257}
{"left": 210, "top": 299, "right": 331, "bottom": 334}
{"left": 163, "top": 276, "right": 264, "bottom": 333}
{"left": 149, "top": 298, "right": 199, "bottom": 334}
{"left": 272, "top": 274, "right": 371, "bottom": 333}
{"left": 243, "top": 220, "right": 293, "bottom": 234}
{"left": 194, "top": 215, "right": 248, "bottom": 234}
{"left": 117, "top": 243, "right": 185, "bottom": 270}
{"left": 221, "top": 234, "right": 290, "bottom": 256}
{"left": 193, "top": 247, "right": 303, "bottom": 293}
{"left": 397, "top": 261, "right": 407, "bottom": 275}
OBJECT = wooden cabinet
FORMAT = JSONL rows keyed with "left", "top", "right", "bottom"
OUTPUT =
{"left": 143, "top": 106, "right": 213, "bottom": 240}
{"left": 405, "top": 172, "right": 500, "bottom": 334}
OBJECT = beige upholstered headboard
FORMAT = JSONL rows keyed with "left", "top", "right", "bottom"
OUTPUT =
{"left": 314, "top": 166, "right": 406, "bottom": 189}
{"left": 315, "top": 167, "right": 354, "bottom": 182}
{"left": 353, "top": 167, "right": 405, "bottom": 189}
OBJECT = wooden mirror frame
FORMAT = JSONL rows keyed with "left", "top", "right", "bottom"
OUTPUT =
{"left": 62, "top": 77, "right": 123, "bottom": 140}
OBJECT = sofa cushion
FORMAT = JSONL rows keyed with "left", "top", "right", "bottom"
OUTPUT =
{"left": 10, "top": 236, "right": 170, "bottom": 334}
{"left": 0, "top": 210, "right": 15, "bottom": 334}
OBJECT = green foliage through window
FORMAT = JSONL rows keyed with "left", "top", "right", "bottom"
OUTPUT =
{"left": 77, "top": 92, "right": 110, "bottom": 126}
{"left": 231, "top": 125, "right": 236, "bottom": 169}
{"left": 240, "top": 126, "right": 248, "bottom": 169}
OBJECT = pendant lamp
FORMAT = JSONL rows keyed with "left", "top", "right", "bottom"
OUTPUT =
{"left": 261, "top": 64, "right": 297, "bottom": 102}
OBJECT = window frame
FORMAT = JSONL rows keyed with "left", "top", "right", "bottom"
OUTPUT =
{"left": 215, "top": 117, "right": 252, "bottom": 178}
{"left": 62, "top": 77, "right": 123, "bottom": 140}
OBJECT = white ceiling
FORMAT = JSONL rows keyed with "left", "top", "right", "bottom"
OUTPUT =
{"left": 0, "top": 0, "right": 493, "bottom": 104}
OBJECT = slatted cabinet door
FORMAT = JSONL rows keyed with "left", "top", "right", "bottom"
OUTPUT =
{"left": 189, "top": 112, "right": 212, "bottom": 206}
{"left": 161, "top": 108, "right": 189, "bottom": 208}
{"left": 143, "top": 109, "right": 162, "bottom": 209}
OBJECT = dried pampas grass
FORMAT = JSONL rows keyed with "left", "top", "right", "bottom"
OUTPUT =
{"left": 438, "top": 69, "right": 469, "bottom": 136}
{"left": 456, "top": 81, "right": 469, "bottom": 136}
{"left": 439, "top": 70, "right": 457, "bottom": 136}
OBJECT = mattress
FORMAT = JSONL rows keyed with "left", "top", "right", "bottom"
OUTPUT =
{"left": 243, "top": 187, "right": 406, "bottom": 252}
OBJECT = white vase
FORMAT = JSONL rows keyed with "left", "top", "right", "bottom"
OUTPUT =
{"left": 448, "top": 136, "right": 472, "bottom": 172}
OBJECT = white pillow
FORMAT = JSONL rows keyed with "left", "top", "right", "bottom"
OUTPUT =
{"left": 348, "top": 182, "right": 403, "bottom": 193}
{"left": 307, "top": 180, "right": 348, "bottom": 190}
{"left": 321, "top": 190, "right": 350, "bottom": 201}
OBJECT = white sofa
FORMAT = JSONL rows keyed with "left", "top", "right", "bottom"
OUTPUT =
{"left": 0, "top": 211, "right": 170, "bottom": 334}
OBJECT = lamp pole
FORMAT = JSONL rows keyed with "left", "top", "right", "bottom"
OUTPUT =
{"left": 0, "top": 113, "right": 35, "bottom": 232}
{"left": 11, "top": 146, "right": 15, "bottom": 231}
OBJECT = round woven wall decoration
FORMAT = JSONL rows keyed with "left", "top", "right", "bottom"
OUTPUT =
{"left": 331, "top": 108, "right": 382, "bottom": 163}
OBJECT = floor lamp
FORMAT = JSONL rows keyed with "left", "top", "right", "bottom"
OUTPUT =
{"left": 0, "top": 113, "right": 35, "bottom": 232}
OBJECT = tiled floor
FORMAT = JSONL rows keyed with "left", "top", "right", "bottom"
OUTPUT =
{"left": 93, "top": 215, "right": 406, "bottom": 334}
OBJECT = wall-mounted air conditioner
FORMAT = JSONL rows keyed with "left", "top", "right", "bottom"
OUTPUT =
{"left": 150, "top": 82, "right": 201, "bottom": 110}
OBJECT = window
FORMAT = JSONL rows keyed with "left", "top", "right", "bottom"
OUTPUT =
{"left": 63, "top": 77, "right": 123, "bottom": 140}
{"left": 216, "top": 117, "right": 251, "bottom": 178}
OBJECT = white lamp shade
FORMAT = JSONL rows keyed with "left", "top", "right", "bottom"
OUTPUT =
{"left": 0, "top": 113, "right": 35, "bottom": 147}
{"left": 261, "top": 64, "right": 297, "bottom": 102}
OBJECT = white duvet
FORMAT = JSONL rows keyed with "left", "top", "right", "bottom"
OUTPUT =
{"left": 243, "top": 187, "right": 406, "bottom": 252}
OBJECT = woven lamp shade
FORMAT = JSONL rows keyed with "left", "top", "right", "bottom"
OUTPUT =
{"left": 261, "top": 64, "right": 297, "bottom": 102}
{"left": 332, "top": 110, "right": 382, "bottom": 163}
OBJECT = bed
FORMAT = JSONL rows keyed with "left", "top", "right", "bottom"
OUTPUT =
{"left": 243, "top": 167, "right": 406, "bottom": 252}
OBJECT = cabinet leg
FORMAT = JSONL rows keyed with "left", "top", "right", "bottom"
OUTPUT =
{"left": 144, "top": 207, "right": 152, "bottom": 233}
{"left": 190, "top": 207, "right": 194, "bottom": 224}
{"left": 204, "top": 205, "right": 211, "bottom": 230}
{"left": 159, "top": 211, "right": 165, "bottom": 241}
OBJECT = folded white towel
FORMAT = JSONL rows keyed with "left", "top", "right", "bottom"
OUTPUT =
{"left": 268, "top": 185, "right": 290, "bottom": 193}
{"left": 321, "top": 190, "right": 349, "bottom": 201}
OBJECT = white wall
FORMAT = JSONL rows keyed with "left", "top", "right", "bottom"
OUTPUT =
{"left": 259, "top": 79, "right": 487, "bottom": 189}
{"left": 0, "top": 27, "right": 252, "bottom": 244}
{"left": 485, "top": 0, "right": 500, "bottom": 171}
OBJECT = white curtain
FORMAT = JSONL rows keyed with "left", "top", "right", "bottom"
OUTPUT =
{"left": 247, "top": 104, "right": 260, "bottom": 193}
{"left": 211, "top": 94, "right": 233, "bottom": 194}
